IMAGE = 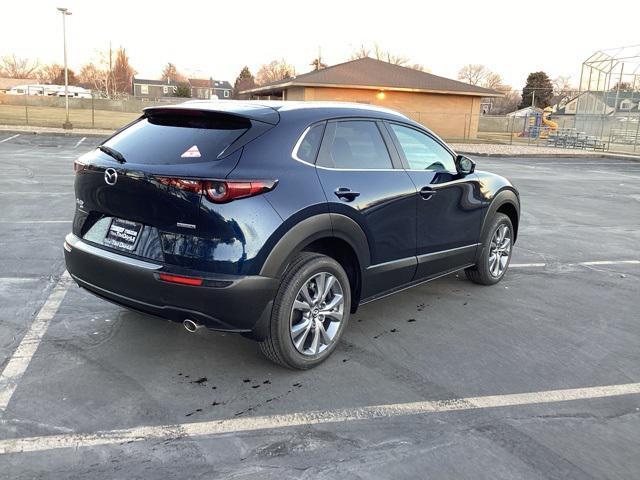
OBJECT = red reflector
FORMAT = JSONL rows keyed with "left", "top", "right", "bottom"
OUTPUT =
{"left": 73, "top": 160, "right": 85, "bottom": 173}
{"left": 158, "top": 273, "right": 203, "bottom": 286}
{"left": 63, "top": 241, "right": 72, "bottom": 252}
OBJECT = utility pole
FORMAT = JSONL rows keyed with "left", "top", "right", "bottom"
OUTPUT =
{"left": 531, "top": 89, "right": 536, "bottom": 108}
{"left": 57, "top": 7, "right": 72, "bottom": 129}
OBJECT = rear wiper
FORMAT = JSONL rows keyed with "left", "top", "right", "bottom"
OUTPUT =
{"left": 98, "top": 145, "right": 127, "bottom": 163}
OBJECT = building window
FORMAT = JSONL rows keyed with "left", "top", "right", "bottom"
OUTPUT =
{"left": 619, "top": 99, "right": 634, "bottom": 110}
{"left": 140, "top": 84, "right": 149, "bottom": 95}
{"left": 223, "top": 90, "right": 230, "bottom": 98}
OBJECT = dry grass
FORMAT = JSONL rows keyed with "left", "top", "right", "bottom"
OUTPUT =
{"left": 0, "top": 104, "right": 138, "bottom": 130}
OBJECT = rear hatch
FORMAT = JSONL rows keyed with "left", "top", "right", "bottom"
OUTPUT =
{"left": 73, "top": 105, "right": 277, "bottom": 264}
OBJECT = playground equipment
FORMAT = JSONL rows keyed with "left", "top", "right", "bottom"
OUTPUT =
{"left": 519, "top": 107, "right": 558, "bottom": 139}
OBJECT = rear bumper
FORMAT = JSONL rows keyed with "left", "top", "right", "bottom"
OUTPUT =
{"left": 63, "top": 234, "right": 278, "bottom": 333}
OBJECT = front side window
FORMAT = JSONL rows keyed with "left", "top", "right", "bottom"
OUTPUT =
{"left": 389, "top": 123, "right": 456, "bottom": 172}
{"left": 318, "top": 120, "right": 392, "bottom": 169}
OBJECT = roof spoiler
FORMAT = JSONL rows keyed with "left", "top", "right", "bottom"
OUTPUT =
{"left": 143, "top": 102, "right": 280, "bottom": 125}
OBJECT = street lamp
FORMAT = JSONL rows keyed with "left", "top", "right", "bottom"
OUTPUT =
{"left": 57, "top": 7, "right": 72, "bottom": 129}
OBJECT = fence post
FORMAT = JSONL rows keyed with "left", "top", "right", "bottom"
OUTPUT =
{"left": 91, "top": 95, "right": 95, "bottom": 128}
{"left": 634, "top": 116, "right": 640, "bottom": 152}
{"left": 25, "top": 87, "right": 29, "bottom": 125}
{"left": 509, "top": 115, "right": 514, "bottom": 145}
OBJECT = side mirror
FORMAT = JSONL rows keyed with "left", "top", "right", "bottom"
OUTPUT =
{"left": 455, "top": 155, "right": 475, "bottom": 175}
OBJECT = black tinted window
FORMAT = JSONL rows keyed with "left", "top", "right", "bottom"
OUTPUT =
{"left": 295, "top": 123, "right": 324, "bottom": 163}
{"left": 318, "top": 121, "right": 392, "bottom": 169}
{"left": 102, "top": 114, "right": 249, "bottom": 165}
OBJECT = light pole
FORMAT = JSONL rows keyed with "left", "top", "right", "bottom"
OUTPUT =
{"left": 57, "top": 7, "right": 72, "bottom": 129}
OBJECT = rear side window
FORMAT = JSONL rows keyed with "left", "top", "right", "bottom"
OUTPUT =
{"left": 294, "top": 123, "right": 324, "bottom": 163}
{"left": 102, "top": 113, "right": 249, "bottom": 165}
{"left": 317, "top": 121, "right": 393, "bottom": 169}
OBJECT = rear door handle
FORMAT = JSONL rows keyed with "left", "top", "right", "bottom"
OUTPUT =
{"left": 334, "top": 187, "right": 360, "bottom": 201}
{"left": 419, "top": 186, "right": 437, "bottom": 200}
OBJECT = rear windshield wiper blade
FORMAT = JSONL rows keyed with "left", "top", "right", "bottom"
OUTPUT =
{"left": 98, "top": 145, "right": 127, "bottom": 163}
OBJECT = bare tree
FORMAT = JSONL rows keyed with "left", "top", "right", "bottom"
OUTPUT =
{"left": 458, "top": 64, "right": 503, "bottom": 90}
{"left": 457, "top": 64, "right": 489, "bottom": 86}
{"left": 255, "top": 59, "right": 295, "bottom": 86}
{"left": 490, "top": 89, "right": 522, "bottom": 115}
{"left": 112, "top": 47, "right": 135, "bottom": 97}
{"left": 350, "top": 43, "right": 411, "bottom": 66}
{"left": 408, "top": 63, "right": 427, "bottom": 72}
{"left": 0, "top": 55, "right": 40, "bottom": 79}
{"left": 161, "top": 62, "right": 186, "bottom": 83}
{"left": 552, "top": 75, "right": 573, "bottom": 96}
{"left": 38, "top": 63, "right": 64, "bottom": 83}
{"left": 482, "top": 72, "right": 503, "bottom": 90}
{"left": 78, "top": 63, "right": 105, "bottom": 93}
{"left": 349, "top": 45, "right": 371, "bottom": 60}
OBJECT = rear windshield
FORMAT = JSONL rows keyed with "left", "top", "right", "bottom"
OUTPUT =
{"left": 102, "top": 113, "right": 249, "bottom": 164}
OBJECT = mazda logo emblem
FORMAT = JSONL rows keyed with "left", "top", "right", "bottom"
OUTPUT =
{"left": 104, "top": 168, "right": 118, "bottom": 186}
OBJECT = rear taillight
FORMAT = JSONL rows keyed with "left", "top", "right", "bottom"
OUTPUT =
{"left": 156, "top": 177, "right": 202, "bottom": 193}
{"left": 203, "top": 180, "right": 276, "bottom": 203}
{"left": 155, "top": 177, "right": 277, "bottom": 203}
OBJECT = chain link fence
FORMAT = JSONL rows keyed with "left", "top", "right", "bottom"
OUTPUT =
{"left": 1, "top": 93, "right": 639, "bottom": 154}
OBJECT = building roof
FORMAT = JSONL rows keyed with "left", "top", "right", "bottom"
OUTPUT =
{"left": 213, "top": 80, "right": 232, "bottom": 90}
{"left": 0, "top": 77, "right": 39, "bottom": 90}
{"left": 188, "top": 78, "right": 211, "bottom": 88}
{"left": 133, "top": 78, "right": 179, "bottom": 86}
{"left": 241, "top": 57, "right": 501, "bottom": 97}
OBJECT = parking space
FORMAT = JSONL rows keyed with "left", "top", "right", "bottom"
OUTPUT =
{"left": 0, "top": 133, "right": 639, "bottom": 479}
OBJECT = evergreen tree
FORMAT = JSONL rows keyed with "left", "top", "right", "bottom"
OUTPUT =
{"left": 519, "top": 71, "right": 553, "bottom": 109}
{"left": 233, "top": 66, "right": 256, "bottom": 99}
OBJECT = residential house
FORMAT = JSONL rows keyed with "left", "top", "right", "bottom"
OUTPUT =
{"left": 553, "top": 91, "right": 640, "bottom": 117}
{"left": 241, "top": 57, "right": 500, "bottom": 139}
{"left": 189, "top": 78, "right": 233, "bottom": 99}
{"left": 132, "top": 78, "right": 178, "bottom": 99}
{"left": 212, "top": 80, "right": 232, "bottom": 99}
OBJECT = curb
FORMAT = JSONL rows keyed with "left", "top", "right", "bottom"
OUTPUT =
{"left": 0, "top": 126, "right": 112, "bottom": 138}
{"left": 456, "top": 151, "right": 640, "bottom": 162}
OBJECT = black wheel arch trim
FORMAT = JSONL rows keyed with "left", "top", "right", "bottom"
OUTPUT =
{"left": 259, "top": 213, "right": 371, "bottom": 279}
{"left": 480, "top": 188, "right": 520, "bottom": 245}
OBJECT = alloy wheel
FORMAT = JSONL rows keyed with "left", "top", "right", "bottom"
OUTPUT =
{"left": 488, "top": 224, "right": 512, "bottom": 277}
{"left": 289, "top": 272, "right": 344, "bottom": 356}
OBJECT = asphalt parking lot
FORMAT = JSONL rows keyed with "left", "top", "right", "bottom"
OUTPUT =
{"left": 0, "top": 132, "right": 639, "bottom": 479}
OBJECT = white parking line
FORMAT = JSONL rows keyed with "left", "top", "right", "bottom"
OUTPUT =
{"left": 511, "top": 260, "right": 640, "bottom": 268}
{"left": 1, "top": 381, "right": 638, "bottom": 455}
{"left": 73, "top": 137, "right": 86, "bottom": 149}
{"left": 0, "top": 192, "right": 73, "bottom": 196}
{"left": 0, "top": 220, "right": 71, "bottom": 224}
{"left": 0, "top": 271, "right": 71, "bottom": 414}
{"left": 0, "top": 134, "right": 20, "bottom": 144}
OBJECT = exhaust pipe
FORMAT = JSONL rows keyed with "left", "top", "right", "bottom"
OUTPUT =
{"left": 183, "top": 319, "right": 204, "bottom": 333}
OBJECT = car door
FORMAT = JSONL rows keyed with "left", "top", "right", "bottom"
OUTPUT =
{"left": 385, "top": 122, "right": 485, "bottom": 280}
{"left": 315, "top": 119, "right": 417, "bottom": 298}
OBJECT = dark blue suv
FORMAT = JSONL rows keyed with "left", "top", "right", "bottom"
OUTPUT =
{"left": 64, "top": 101, "right": 520, "bottom": 369}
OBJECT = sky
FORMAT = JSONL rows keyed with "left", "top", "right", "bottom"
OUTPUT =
{"left": 2, "top": 0, "right": 639, "bottom": 89}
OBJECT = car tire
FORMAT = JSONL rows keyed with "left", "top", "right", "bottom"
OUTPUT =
{"left": 259, "top": 252, "right": 351, "bottom": 369}
{"left": 465, "top": 213, "right": 513, "bottom": 285}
